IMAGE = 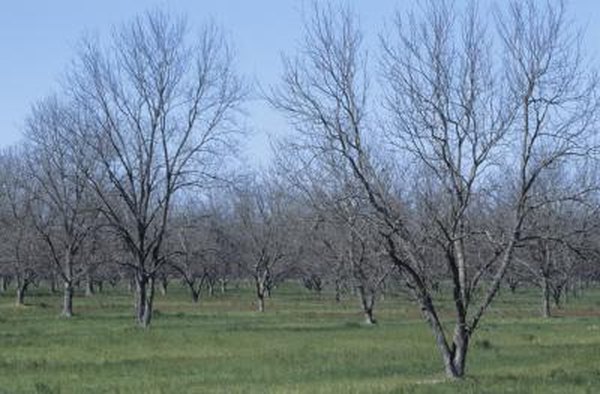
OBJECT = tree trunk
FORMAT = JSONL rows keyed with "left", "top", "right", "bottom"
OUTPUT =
{"left": 364, "top": 308, "right": 376, "bottom": 325}
{"left": 358, "top": 286, "right": 377, "bottom": 325}
{"left": 62, "top": 281, "right": 74, "bottom": 317}
{"left": 159, "top": 276, "right": 168, "bottom": 296}
{"left": 220, "top": 279, "right": 227, "bottom": 294}
{"left": 97, "top": 281, "right": 104, "bottom": 293}
{"left": 257, "top": 293, "right": 265, "bottom": 312}
{"left": 16, "top": 282, "right": 27, "bottom": 306}
{"left": 418, "top": 293, "right": 469, "bottom": 379}
{"left": 191, "top": 289, "right": 200, "bottom": 303}
{"left": 552, "top": 284, "right": 563, "bottom": 309}
{"left": 141, "top": 276, "right": 155, "bottom": 328}
{"left": 256, "top": 278, "right": 266, "bottom": 312}
{"left": 335, "top": 280, "right": 342, "bottom": 302}
{"left": 62, "top": 252, "right": 75, "bottom": 317}
{"left": 85, "top": 275, "right": 94, "bottom": 297}
{"left": 135, "top": 275, "right": 147, "bottom": 325}
{"left": 207, "top": 281, "right": 214, "bottom": 297}
{"left": 128, "top": 278, "right": 134, "bottom": 293}
{"left": 450, "top": 323, "right": 469, "bottom": 378}
{"left": 0, "top": 276, "right": 7, "bottom": 292}
{"left": 541, "top": 276, "right": 551, "bottom": 318}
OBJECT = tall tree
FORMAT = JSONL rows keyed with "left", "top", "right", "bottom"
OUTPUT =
{"left": 271, "top": 0, "right": 598, "bottom": 378}
{"left": 69, "top": 10, "right": 245, "bottom": 327}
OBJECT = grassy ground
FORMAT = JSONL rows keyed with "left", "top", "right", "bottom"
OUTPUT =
{"left": 0, "top": 283, "right": 598, "bottom": 393}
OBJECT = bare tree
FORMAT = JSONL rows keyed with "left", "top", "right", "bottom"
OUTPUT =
{"left": 25, "top": 96, "right": 99, "bottom": 317}
{"left": 0, "top": 147, "right": 42, "bottom": 306}
{"left": 276, "top": 144, "right": 392, "bottom": 324}
{"left": 514, "top": 167, "right": 599, "bottom": 317}
{"left": 232, "top": 178, "right": 298, "bottom": 312}
{"left": 270, "top": 1, "right": 598, "bottom": 378}
{"left": 68, "top": 10, "right": 245, "bottom": 327}
{"left": 166, "top": 203, "right": 223, "bottom": 303}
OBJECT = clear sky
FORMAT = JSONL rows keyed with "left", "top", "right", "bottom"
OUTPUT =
{"left": 1, "top": 1, "right": 599, "bottom": 166}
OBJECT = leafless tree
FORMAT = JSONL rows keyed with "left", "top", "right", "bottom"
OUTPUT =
{"left": 232, "top": 178, "right": 299, "bottom": 312}
{"left": 275, "top": 143, "right": 392, "bottom": 323}
{"left": 25, "top": 96, "right": 100, "bottom": 317}
{"left": 0, "top": 147, "right": 43, "bottom": 306}
{"left": 166, "top": 203, "right": 225, "bottom": 303}
{"left": 270, "top": 0, "right": 598, "bottom": 378}
{"left": 67, "top": 10, "right": 245, "bottom": 327}
{"left": 514, "top": 167, "right": 599, "bottom": 317}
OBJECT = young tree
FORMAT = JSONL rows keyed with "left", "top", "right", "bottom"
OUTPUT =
{"left": 68, "top": 10, "right": 245, "bottom": 327}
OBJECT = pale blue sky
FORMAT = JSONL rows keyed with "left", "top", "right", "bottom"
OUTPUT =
{"left": 1, "top": 1, "right": 599, "bottom": 165}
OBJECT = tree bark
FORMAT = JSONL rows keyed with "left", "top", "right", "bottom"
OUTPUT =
{"left": 542, "top": 276, "right": 551, "bottom": 318}
{"left": 335, "top": 280, "right": 342, "bottom": 302}
{"left": 141, "top": 276, "right": 155, "bottom": 328}
{"left": 62, "top": 281, "right": 74, "bottom": 317}
{"left": 450, "top": 324, "right": 469, "bottom": 378}
{"left": 256, "top": 278, "right": 266, "bottom": 312}
{"left": 191, "top": 288, "right": 200, "bottom": 303}
{"left": 257, "top": 293, "right": 265, "bottom": 312}
{"left": 135, "top": 275, "right": 147, "bottom": 326}
{"left": 159, "top": 276, "right": 168, "bottom": 296}
{"left": 254, "top": 273, "right": 268, "bottom": 312}
{"left": 62, "top": 252, "right": 75, "bottom": 317}
{"left": 16, "top": 282, "right": 28, "bottom": 306}
{"left": 85, "top": 275, "right": 94, "bottom": 297}
{"left": 358, "top": 286, "right": 377, "bottom": 325}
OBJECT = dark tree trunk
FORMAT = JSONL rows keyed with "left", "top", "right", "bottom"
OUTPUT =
{"left": 552, "top": 284, "right": 563, "bottom": 309}
{"left": 191, "top": 289, "right": 200, "bottom": 303}
{"left": 0, "top": 276, "right": 8, "bottom": 292}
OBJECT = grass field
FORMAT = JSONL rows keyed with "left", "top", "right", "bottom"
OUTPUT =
{"left": 0, "top": 283, "right": 598, "bottom": 393}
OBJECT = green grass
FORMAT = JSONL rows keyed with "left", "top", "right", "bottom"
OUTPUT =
{"left": 0, "top": 283, "right": 599, "bottom": 393}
